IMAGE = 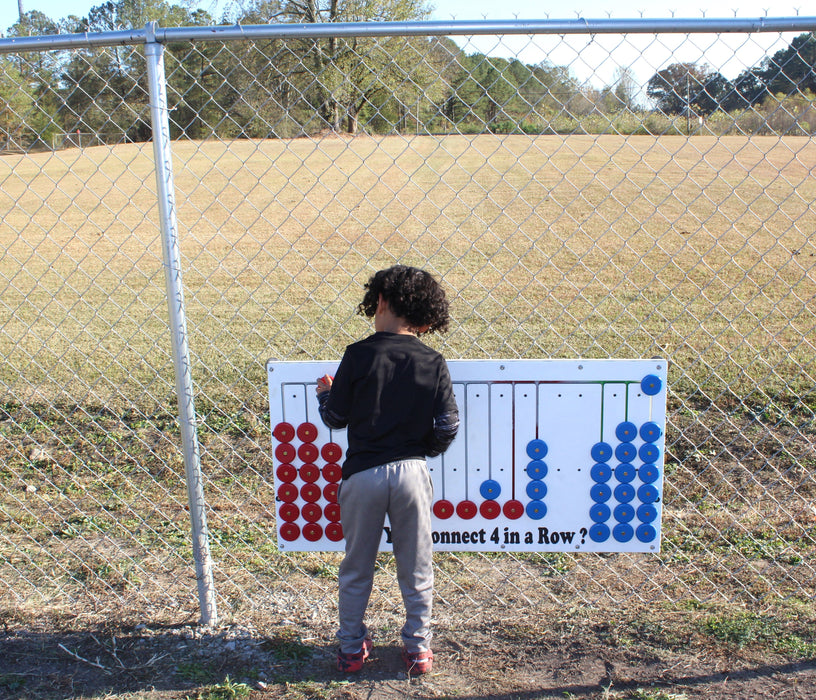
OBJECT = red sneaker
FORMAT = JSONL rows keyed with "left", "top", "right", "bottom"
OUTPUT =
{"left": 337, "top": 637, "right": 373, "bottom": 672}
{"left": 402, "top": 647, "right": 433, "bottom": 675}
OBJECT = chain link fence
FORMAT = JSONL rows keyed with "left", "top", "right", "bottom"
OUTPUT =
{"left": 1, "top": 16, "right": 815, "bottom": 627}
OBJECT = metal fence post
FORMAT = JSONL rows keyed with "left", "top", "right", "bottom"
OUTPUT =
{"left": 144, "top": 21, "right": 218, "bottom": 626}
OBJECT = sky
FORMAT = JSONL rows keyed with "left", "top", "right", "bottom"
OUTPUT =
{"left": 1, "top": 0, "right": 811, "bottom": 88}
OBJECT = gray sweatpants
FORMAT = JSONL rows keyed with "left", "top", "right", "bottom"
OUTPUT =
{"left": 336, "top": 459, "right": 434, "bottom": 655}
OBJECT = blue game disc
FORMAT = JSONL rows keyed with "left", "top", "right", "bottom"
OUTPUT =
{"left": 615, "top": 442, "right": 637, "bottom": 463}
{"left": 589, "top": 503, "right": 611, "bottom": 523}
{"left": 589, "top": 523, "right": 610, "bottom": 542}
{"left": 526, "top": 500, "right": 547, "bottom": 520}
{"left": 526, "top": 480, "right": 547, "bottom": 500}
{"left": 638, "top": 464, "right": 660, "bottom": 484}
{"left": 640, "top": 421, "right": 662, "bottom": 443}
{"left": 641, "top": 374, "right": 662, "bottom": 396}
{"left": 614, "top": 503, "right": 635, "bottom": 523}
{"left": 526, "top": 459, "right": 548, "bottom": 480}
{"left": 636, "top": 524, "right": 657, "bottom": 543}
{"left": 638, "top": 484, "right": 660, "bottom": 504}
{"left": 590, "top": 483, "right": 612, "bottom": 503}
{"left": 615, "top": 463, "right": 636, "bottom": 483}
{"left": 637, "top": 504, "right": 658, "bottom": 523}
{"left": 639, "top": 444, "right": 661, "bottom": 463}
{"left": 591, "top": 442, "right": 613, "bottom": 462}
{"left": 615, "top": 421, "right": 638, "bottom": 442}
{"left": 479, "top": 479, "right": 501, "bottom": 500}
{"left": 614, "top": 483, "right": 635, "bottom": 503}
{"left": 526, "top": 439, "right": 548, "bottom": 459}
{"left": 613, "top": 523, "right": 634, "bottom": 542}
{"left": 590, "top": 463, "right": 612, "bottom": 483}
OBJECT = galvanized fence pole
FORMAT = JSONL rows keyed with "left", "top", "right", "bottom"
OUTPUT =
{"left": 144, "top": 21, "right": 218, "bottom": 625}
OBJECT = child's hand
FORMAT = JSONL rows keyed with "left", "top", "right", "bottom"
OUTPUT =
{"left": 316, "top": 374, "right": 334, "bottom": 395}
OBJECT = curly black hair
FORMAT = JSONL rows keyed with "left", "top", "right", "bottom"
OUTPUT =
{"left": 358, "top": 265, "right": 450, "bottom": 334}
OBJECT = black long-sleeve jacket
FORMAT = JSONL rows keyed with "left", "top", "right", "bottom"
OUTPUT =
{"left": 318, "top": 332, "right": 459, "bottom": 480}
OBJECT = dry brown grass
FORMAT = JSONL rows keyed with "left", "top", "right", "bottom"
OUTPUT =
{"left": 2, "top": 134, "right": 814, "bottom": 408}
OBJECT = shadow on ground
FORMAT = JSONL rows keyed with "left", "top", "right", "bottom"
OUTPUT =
{"left": 3, "top": 622, "right": 816, "bottom": 699}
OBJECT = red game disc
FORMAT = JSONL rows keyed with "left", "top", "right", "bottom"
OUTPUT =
{"left": 272, "top": 422, "right": 295, "bottom": 443}
{"left": 503, "top": 499, "right": 525, "bottom": 520}
{"left": 303, "top": 522, "right": 323, "bottom": 542}
{"left": 279, "top": 522, "right": 300, "bottom": 541}
{"left": 321, "top": 442, "right": 343, "bottom": 462}
{"left": 277, "top": 483, "right": 299, "bottom": 503}
{"left": 456, "top": 500, "right": 478, "bottom": 519}
{"left": 299, "top": 463, "right": 320, "bottom": 483}
{"left": 325, "top": 522, "right": 344, "bottom": 541}
{"left": 298, "top": 443, "right": 319, "bottom": 463}
{"left": 323, "top": 483, "right": 339, "bottom": 503}
{"left": 301, "top": 483, "right": 321, "bottom": 503}
{"left": 297, "top": 422, "right": 318, "bottom": 443}
{"left": 322, "top": 463, "right": 343, "bottom": 483}
{"left": 275, "top": 443, "right": 295, "bottom": 464}
{"left": 275, "top": 464, "right": 297, "bottom": 483}
{"left": 324, "top": 503, "right": 341, "bottom": 522}
{"left": 302, "top": 502, "right": 323, "bottom": 523}
{"left": 433, "top": 499, "right": 455, "bottom": 519}
{"left": 479, "top": 500, "right": 501, "bottom": 519}
{"left": 278, "top": 502, "right": 299, "bottom": 522}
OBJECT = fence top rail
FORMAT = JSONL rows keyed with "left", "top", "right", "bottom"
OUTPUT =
{"left": 0, "top": 28, "right": 143, "bottom": 53}
{"left": 2, "top": 15, "right": 816, "bottom": 54}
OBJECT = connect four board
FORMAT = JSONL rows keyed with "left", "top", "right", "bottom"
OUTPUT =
{"left": 267, "top": 359, "right": 667, "bottom": 553}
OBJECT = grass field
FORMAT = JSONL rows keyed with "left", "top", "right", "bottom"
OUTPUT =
{"left": 1, "top": 134, "right": 814, "bottom": 403}
{"left": 1, "top": 133, "right": 815, "bottom": 699}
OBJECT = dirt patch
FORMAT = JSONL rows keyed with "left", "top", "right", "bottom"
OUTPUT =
{"left": 3, "top": 603, "right": 816, "bottom": 700}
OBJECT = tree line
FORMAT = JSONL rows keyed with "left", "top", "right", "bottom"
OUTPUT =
{"left": 1, "top": 0, "right": 815, "bottom": 149}
{"left": 646, "top": 33, "right": 816, "bottom": 115}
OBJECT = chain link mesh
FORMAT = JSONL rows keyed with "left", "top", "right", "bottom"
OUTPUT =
{"left": 1, "top": 22, "right": 815, "bottom": 624}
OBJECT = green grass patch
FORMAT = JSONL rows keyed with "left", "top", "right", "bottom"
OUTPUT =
{"left": 701, "top": 609, "right": 816, "bottom": 657}
{"left": 187, "top": 676, "right": 251, "bottom": 700}
{"left": 262, "top": 629, "right": 313, "bottom": 664}
{"left": 177, "top": 661, "right": 215, "bottom": 684}
{"left": 0, "top": 674, "right": 26, "bottom": 693}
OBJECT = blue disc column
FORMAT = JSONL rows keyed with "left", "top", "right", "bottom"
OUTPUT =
{"left": 526, "top": 439, "right": 548, "bottom": 520}
{"left": 589, "top": 445, "right": 611, "bottom": 543}
{"left": 634, "top": 417, "right": 663, "bottom": 544}
{"left": 610, "top": 421, "right": 637, "bottom": 543}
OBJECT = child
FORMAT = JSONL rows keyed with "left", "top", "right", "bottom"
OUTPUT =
{"left": 316, "top": 265, "right": 459, "bottom": 675}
